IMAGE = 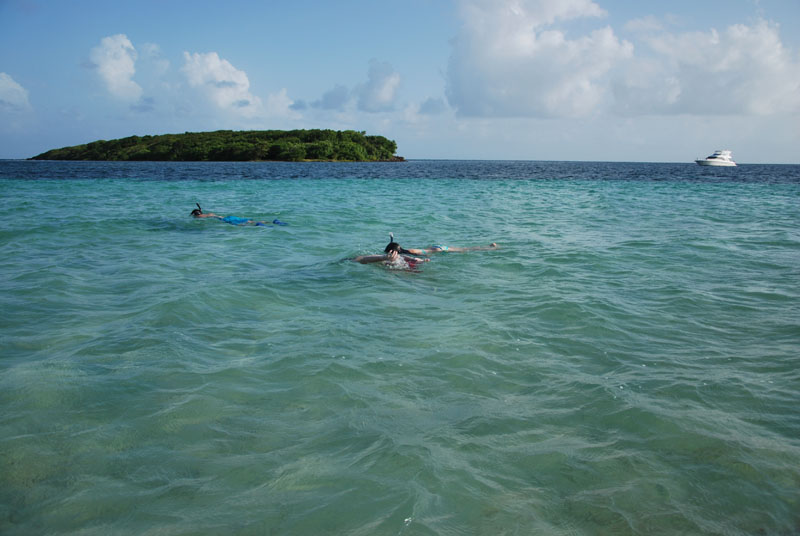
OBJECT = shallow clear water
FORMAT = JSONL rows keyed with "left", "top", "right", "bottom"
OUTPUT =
{"left": 1, "top": 160, "right": 799, "bottom": 535}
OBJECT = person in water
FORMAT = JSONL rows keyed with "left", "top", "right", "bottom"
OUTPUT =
{"left": 353, "top": 241, "right": 430, "bottom": 268}
{"left": 385, "top": 233, "right": 497, "bottom": 255}
{"left": 190, "top": 204, "right": 286, "bottom": 226}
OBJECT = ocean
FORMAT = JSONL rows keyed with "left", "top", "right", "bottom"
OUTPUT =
{"left": 1, "top": 160, "right": 799, "bottom": 535}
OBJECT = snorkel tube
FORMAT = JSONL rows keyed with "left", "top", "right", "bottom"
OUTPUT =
{"left": 385, "top": 233, "right": 412, "bottom": 255}
{"left": 384, "top": 233, "right": 397, "bottom": 253}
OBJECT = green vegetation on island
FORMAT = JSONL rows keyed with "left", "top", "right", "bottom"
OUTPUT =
{"left": 30, "top": 129, "right": 403, "bottom": 162}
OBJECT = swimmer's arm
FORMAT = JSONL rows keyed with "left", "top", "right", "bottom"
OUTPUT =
{"left": 352, "top": 254, "right": 388, "bottom": 264}
{"left": 472, "top": 242, "right": 499, "bottom": 250}
{"left": 402, "top": 255, "right": 430, "bottom": 263}
{"left": 450, "top": 243, "right": 499, "bottom": 252}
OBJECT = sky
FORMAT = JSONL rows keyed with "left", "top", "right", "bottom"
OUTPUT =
{"left": 1, "top": 0, "right": 799, "bottom": 163}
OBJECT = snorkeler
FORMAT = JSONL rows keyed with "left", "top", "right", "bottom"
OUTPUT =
{"left": 352, "top": 241, "right": 430, "bottom": 269}
{"left": 386, "top": 233, "right": 497, "bottom": 255}
{"left": 190, "top": 203, "right": 287, "bottom": 226}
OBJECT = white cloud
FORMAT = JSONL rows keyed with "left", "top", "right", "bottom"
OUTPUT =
{"left": 356, "top": 59, "right": 401, "bottom": 112}
{"left": 90, "top": 34, "right": 142, "bottom": 101}
{"left": 140, "top": 43, "right": 170, "bottom": 76}
{"left": 447, "top": 2, "right": 800, "bottom": 120}
{"left": 182, "top": 51, "right": 263, "bottom": 117}
{"left": 0, "top": 72, "right": 31, "bottom": 112}
{"left": 617, "top": 19, "right": 800, "bottom": 116}
{"left": 400, "top": 98, "right": 450, "bottom": 124}
{"left": 447, "top": 0, "right": 632, "bottom": 117}
{"left": 307, "top": 61, "right": 401, "bottom": 114}
{"left": 313, "top": 84, "right": 350, "bottom": 110}
{"left": 265, "top": 88, "right": 300, "bottom": 118}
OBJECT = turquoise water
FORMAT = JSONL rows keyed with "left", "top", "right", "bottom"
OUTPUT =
{"left": 1, "top": 161, "right": 799, "bottom": 535}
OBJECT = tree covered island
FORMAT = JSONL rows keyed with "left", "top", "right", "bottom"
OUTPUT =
{"left": 30, "top": 129, "right": 403, "bottom": 162}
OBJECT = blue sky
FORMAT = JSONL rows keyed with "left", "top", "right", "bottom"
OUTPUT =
{"left": 1, "top": 0, "right": 798, "bottom": 162}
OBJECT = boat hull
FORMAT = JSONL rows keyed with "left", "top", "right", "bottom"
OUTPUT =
{"left": 695, "top": 159, "right": 736, "bottom": 167}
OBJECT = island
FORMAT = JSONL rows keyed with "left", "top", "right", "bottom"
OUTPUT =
{"left": 29, "top": 129, "right": 404, "bottom": 162}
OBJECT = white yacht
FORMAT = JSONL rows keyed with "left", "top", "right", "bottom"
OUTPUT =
{"left": 695, "top": 150, "right": 736, "bottom": 167}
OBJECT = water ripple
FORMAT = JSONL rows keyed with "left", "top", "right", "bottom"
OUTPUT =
{"left": 1, "top": 161, "right": 799, "bottom": 535}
